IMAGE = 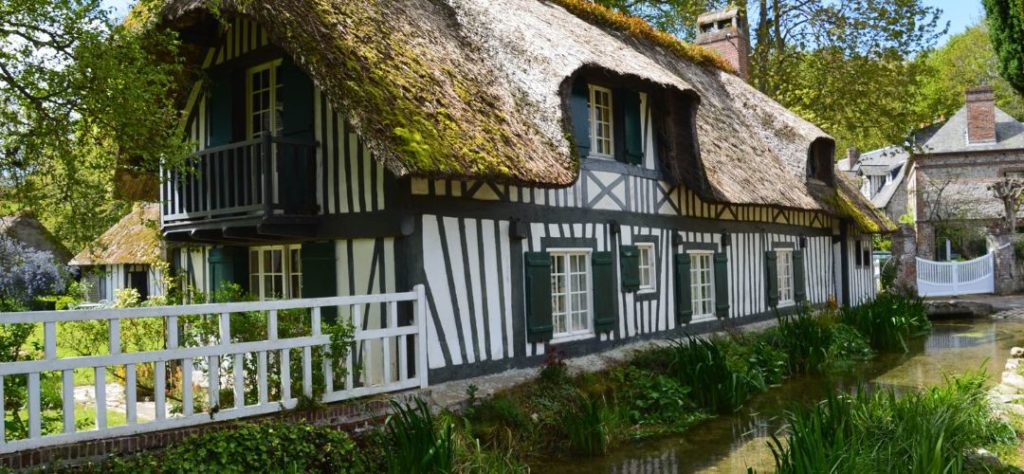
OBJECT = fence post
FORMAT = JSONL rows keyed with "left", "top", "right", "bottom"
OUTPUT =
{"left": 415, "top": 284, "right": 428, "bottom": 389}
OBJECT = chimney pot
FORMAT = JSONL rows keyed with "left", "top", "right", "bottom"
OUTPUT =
{"left": 696, "top": 8, "right": 749, "bottom": 81}
{"left": 966, "top": 85, "right": 996, "bottom": 144}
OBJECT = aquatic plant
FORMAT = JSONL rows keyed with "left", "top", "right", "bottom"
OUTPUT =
{"left": 652, "top": 335, "right": 760, "bottom": 414}
{"left": 841, "top": 292, "right": 930, "bottom": 352}
{"left": 768, "top": 372, "right": 1015, "bottom": 474}
{"left": 562, "top": 394, "right": 609, "bottom": 456}
{"left": 385, "top": 398, "right": 455, "bottom": 474}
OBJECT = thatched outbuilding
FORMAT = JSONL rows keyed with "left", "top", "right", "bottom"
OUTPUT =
{"left": 0, "top": 211, "right": 72, "bottom": 263}
{"left": 70, "top": 203, "right": 164, "bottom": 302}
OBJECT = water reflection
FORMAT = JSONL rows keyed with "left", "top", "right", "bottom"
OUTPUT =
{"left": 533, "top": 319, "right": 1024, "bottom": 473}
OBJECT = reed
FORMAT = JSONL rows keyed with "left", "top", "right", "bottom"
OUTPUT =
{"left": 385, "top": 399, "right": 456, "bottom": 473}
{"left": 840, "top": 292, "right": 930, "bottom": 352}
{"left": 768, "top": 372, "right": 1014, "bottom": 474}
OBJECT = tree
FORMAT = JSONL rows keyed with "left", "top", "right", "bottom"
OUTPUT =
{"left": 594, "top": 0, "right": 726, "bottom": 39}
{"left": 0, "top": 0, "right": 187, "bottom": 251}
{"left": 593, "top": 0, "right": 947, "bottom": 153}
{"left": 990, "top": 178, "right": 1024, "bottom": 233}
{"left": 916, "top": 23, "right": 1024, "bottom": 123}
{"left": 745, "top": 0, "right": 946, "bottom": 153}
{"left": 983, "top": 0, "right": 1024, "bottom": 95}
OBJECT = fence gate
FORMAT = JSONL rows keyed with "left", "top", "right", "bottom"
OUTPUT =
{"left": 916, "top": 253, "right": 995, "bottom": 297}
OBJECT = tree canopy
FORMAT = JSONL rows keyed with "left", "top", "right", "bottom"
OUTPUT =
{"left": 598, "top": 0, "right": 947, "bottom": 153}
{"left": 915, "top": 23, "right": 1024, "bottom": 124}
{"left": 0, "top": 0, "right": 186, "bottom": 251}
{"left": 983, "top": 0, "right": 1024, "bottom": 95}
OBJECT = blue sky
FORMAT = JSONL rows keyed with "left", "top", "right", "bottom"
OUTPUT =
{"left": 101, "top": 0, "right": 984, "bottom": 47}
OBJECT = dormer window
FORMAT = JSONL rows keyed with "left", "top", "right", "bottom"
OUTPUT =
{"left": 807, "top": 138, "right": 835, "bottom": 185}
{"left": 589, "top": 85, "right": 614, "bottom": 157}
{"left": 566, "top": 71, "right": 647, "bottom": 166}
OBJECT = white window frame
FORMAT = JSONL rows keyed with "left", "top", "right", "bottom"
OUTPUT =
{"left": 637, "top": 242, "right": 656, "bottom": 293}
{"left": 549, "top": 248, "right": 594, "bottom": 342}
{"left": 249, "top": 244, "right": 302, "bottom": 300}
{"left": 246, "top": 59, "right": 284, "bottom": 139}
{"left": 588, "top": 85, "right": 614, "bottom": 158}
{"left": 776, "top": 249, "right": 795, "bottom": 307}
{"left": 688, "top": 250, "right": 715, "bottom": 320}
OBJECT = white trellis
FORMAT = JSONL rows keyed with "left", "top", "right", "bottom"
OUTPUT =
{"left": 916, "top": 254, "right": 994, "bottom": 297}
{"left": 0, "top": 286, "right": 427, "bottom": 454}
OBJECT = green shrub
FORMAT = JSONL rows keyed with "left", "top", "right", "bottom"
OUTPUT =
{"left": 768, "top": 372, "right": 1015, "bottom": 474}
{"left": 87, "top": 422, "right": 367, "bottom": 473}
{"left": 841, "top": 292, "right": 930, "bottom": 352}
{"left": 723, "top": 335, "right": 790, "bottom": 387}
{"left": 609, "top": 366, "right": 693, "bottom": 426}
{"left": 385, "top": 398, "right": 455, "bottom": 473}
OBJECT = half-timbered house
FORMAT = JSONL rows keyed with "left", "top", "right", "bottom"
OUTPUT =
{"left": 145, "top": 0, "right": 893, "bottom": 382}
{"left": 70, "top": 203, "right": 165, "bottom": 303}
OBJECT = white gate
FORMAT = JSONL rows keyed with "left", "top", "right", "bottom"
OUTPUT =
{"left": 916, "top": 253, "right": 995, "bottom": 297}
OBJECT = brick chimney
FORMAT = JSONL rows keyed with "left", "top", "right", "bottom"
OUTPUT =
{"left": 966, "top": 85, "right": 996, "bottom": 144}
{"left": 696, "top": 8, "right": 750, "bottom": 81}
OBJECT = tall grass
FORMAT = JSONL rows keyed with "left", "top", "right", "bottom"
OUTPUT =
{"left": 768, "top": 372, "right": 1015, "bottom": 474}
{"left": 562, "top": 394, "right": 609, "bottom": 456}
{"left": 654, "top": 335, "right": 761, "bottom": 414}
{"left": 385, "top": 399, "right": 455, "bottom": 473}
{"left": 841, "top": 292, "right": 930, "bottom": 352}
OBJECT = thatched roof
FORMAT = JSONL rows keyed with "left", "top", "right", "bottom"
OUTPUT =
{"left": 70, "top": 203, "right": 162, "bottom": 266}
{"left": 148, "top": 0, "right": 892, "bottom": 232}
{"left": 0, "top": 212, "right": 72, "bottom": 263}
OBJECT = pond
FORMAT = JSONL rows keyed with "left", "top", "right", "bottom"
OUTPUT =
{"left": 533, "top": 319, "right": 1024, "bottom": 473}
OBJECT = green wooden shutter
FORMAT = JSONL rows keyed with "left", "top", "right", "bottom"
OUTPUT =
{"left": 278, "top": 60, "right": 315, "bottom": 212}
{"left": 524, "top": 252, "right": 553, "bottom": 343}
{"left": 230, "top": 68, "right": 247, "bottom": 143}
{"left": 569, "top": 81, "right": 591, "bottom": 158}
{"left": 713, "top": 252, "right": 730, "bottom": 318}
{"left": 208, "top": 246, "right": 249, "bottom": 296}
{"left": 765, "top": 250, "right": 779, "bottom": 308}
{"left": 619, "top": 245, "right": 640, "bottom": 292}
{"left": 793, "top": 249, "right": 807, "bottom": 303}
{"left": 592, "top": 252, "right": 617, "bottom": 334}
{"left": 280, "top": 59, "right": 314, "bottom": 140}
{"left": 301, "top": 241, "right": 338, "bottom": 323}
{"left": 207, "top": 68, "right": 233, "bottom": 147}
{"left": 623, "top": 90, "right": 643, "bottom": 165}
{"left": 674, "top": 253, "right": 693, "bottom": 324}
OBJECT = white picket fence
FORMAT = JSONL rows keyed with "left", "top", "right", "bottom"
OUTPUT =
{"left": 0, "top": 286, "right": 427, "bottom": 454}
{"left": 916, "top": 253, "right": 995, "bottom": 297}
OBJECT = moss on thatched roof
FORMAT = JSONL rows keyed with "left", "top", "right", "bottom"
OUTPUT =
{"left": 152, "top": 0, "right": 889, "bottom": 232}
{"left": 70, "top": 203, "right": 162, "bottom": 266}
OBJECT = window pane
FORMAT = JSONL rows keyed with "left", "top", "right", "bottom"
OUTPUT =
{"left": 272, "top": 250, "right": 283, "bottom": 273}
{"left": 250, "top": 250, "right": 259, "bottom": 273}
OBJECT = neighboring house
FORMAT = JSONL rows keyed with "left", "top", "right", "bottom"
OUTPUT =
{"left": 910, "top": 86, "right": 1023, "bottom": 259}
{"left": 0, "top": 211, "right": 72, "bottom": 264}
{"left": 838, "top": 146, "right": 911, "bottom": 223}
{"left": 70, "top": 204, "right": 165, "bottom": 302}
{"left": 147, "top": 2, "right": 891, "bottom": 382}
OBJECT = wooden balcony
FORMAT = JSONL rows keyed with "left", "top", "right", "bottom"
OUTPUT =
{"left": 161, "top": 136, "right": 319, "bottom": 241}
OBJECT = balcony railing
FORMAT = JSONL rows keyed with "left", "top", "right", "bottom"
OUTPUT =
{"left": 161, "top": 135, "right": 318, "bottom": 225}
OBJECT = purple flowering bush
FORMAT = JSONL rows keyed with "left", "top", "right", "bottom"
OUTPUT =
{"left": 0, "top": 235, "right": 68, "bottom": 439}
{"left": 0, "top": 235, "right": 67, "bottom": 311}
